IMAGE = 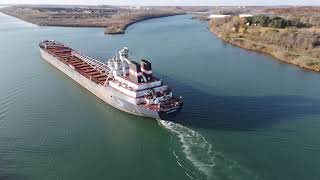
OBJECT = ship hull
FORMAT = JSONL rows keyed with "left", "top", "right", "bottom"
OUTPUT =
{"left": 40, "top": 48, "right": 182, "bottom": 120}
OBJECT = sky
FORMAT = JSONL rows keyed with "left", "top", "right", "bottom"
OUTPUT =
{"left": 0, "top": 0, "right": 319, "bottom": 6}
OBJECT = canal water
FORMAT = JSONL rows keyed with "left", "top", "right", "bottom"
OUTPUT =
{"left": 1, "top": 13, "right": 320, "bottom": 180}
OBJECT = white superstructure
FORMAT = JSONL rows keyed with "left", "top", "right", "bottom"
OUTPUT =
{"left": 105, "top": 47, "right": 172, "bottom": 106}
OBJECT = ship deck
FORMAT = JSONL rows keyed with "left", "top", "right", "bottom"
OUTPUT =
{"left": 41, "top": 42, "right": 183, "bottom": 114}
{"left": 44, "top": 45, "right": 108, "bottom": 85}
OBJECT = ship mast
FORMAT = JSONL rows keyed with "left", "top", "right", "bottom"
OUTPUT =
{"left": 119, "top": 47, "right": 131, "bottom": 76}
{"left": 118, "top": 47, "right": 147, "bottom": 82}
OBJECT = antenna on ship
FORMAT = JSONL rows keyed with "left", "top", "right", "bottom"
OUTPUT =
{"left": 119, "top": 47, "right": 131, "bottom": 64}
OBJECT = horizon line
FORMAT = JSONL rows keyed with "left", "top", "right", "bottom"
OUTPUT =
{"left": 1, "top": 4, "right": 320, "bottom": 7}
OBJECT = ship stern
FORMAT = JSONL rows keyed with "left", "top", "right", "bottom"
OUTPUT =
{"left": 158, "top": 99, "right": 183, "bottom": 121}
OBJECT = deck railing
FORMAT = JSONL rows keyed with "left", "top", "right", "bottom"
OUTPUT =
{"left": 71, "top": 51, "right": 110, "bottom": 74}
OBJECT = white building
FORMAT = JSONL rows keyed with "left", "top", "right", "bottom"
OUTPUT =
{"left": 209, "top": 14, "right": 231, "bottom": 19}
{"left": 239, "top": 14, "right": 253, "bottom": 18}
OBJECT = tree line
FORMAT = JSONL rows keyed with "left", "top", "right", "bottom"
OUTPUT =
{"left": 210, "top": 16, "right": 320, "bottom": 57}
{"left": 245, "top": 15, "right": 307, "bottom": 29}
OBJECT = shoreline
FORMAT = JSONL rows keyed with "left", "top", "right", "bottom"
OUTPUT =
{"left": 104, "top": 13, "right": 184, "bottom": 34}
{"left": 209, "top": 26, "right": 320, "bottom": 73}
{"left": 0, "top": 11, "right": 183, "bottom": 34}
{"left": 0, "top": 6, "right": 184, "bottom": 35}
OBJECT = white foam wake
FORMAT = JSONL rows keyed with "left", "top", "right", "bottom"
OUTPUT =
{"left": 158, "top": 120, "right": 259, "bottom": 180}
{"left": 158, "top": 120, "right": 215, "bottom": 179}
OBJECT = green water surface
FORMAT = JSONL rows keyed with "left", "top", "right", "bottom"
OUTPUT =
{"left": 1, "top": 13, "right": 320, "bottom": 180}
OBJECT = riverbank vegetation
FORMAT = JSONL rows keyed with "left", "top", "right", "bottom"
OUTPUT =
{"left": 262, "top": 7, "right": 320, "bottom": 26}
{"left": 245, "top": 15, "right": 307, "bottom": 28}
{"left": 209, "top": 12, "right": 320, "bottom": 71}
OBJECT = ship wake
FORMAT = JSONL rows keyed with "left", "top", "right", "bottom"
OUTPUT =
{"left": 158, "top": 120, "right": 215, "bottom": 179}
{"left": 158, "top": 120, "right": 258, "bottom": 180}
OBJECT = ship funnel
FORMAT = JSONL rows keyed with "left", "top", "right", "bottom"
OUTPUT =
{"left": 129, "top": 61, "right": 143, "bottom": 83}
{"left": 140, "top": 59, "right": 152, "bottom": 81}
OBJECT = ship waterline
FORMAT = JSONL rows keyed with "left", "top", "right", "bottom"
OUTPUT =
{"left": 39, "top": 41, "right": 183, "bottom": 120}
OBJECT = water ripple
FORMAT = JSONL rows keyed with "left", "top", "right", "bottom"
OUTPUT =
{"left": 0, "top": 73, "right": 35, "bottom": 124}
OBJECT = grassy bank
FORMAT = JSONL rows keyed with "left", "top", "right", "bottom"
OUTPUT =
{"left": 209, "top": 17, "right": 320, "bottom": 72}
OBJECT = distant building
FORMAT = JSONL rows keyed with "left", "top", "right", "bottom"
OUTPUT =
{"left": 83, "top": 10, "right": 91, "bottom": 14}
{"left": 209, "top": 14, "right": 231, "bottom": 19}
{"left": 239, "top": 14, "right": 253, "bottom": 18}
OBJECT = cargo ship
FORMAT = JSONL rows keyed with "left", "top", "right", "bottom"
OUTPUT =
{"left": 39, "top": 40, "right": 183, "bottom": 120}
